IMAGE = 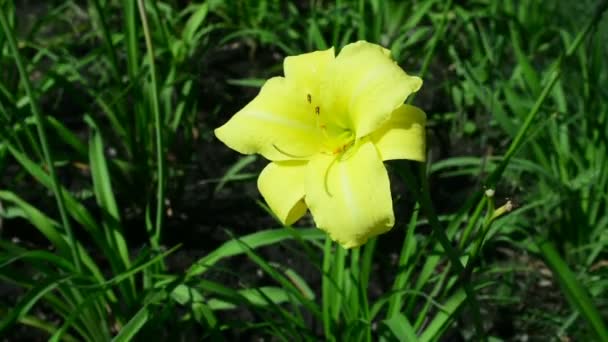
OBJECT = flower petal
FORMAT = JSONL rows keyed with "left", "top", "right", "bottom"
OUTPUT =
{"left": 305, "top": 141, "right": 394, "bottom": 248}
{"left": 215, "top": 77, "right": 320, "bottom": 161}
{"left": 321, "top": 41, "right": 422, "bottom": 138}
{"left": 258, "top": 161, "right": 308, "bottom": 225}
{"left": 284, "top": 47, "right": 335, "bottom": 100}
{"left": 371, "top": 104, "right": 426, "bottom": 161}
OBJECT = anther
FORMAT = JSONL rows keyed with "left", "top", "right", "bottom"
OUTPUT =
{"left": 307, "top": 94, "right": 312, "bottom": 103}
{"left": 315, "top": 106, "right": 320, "bottom": 115}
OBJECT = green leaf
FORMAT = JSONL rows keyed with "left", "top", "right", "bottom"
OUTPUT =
{"left": 383, "top": 313, "right": 418, "bottom": 342}
{"left": 538, "top": 240, "right": 608, "bottom": 341}
{"left": 0, "top": 191, "right": 69, "bottom": 255}
{"left": 46, "top": 116, "right": 87, "bottom": 158}
{"left": 214, "top": 154, "right": 258, "bottom": 194}
{"left": 419, "top": 288, "right": 467, "bottom": 342}
{"left": 0, "top": 276, "right": 71, "bottom": 334}
{"left": 206, "top": 286, "right": 295, "bottom": 310}
{"left": 186, "top": 228, "right": 324, "bottom": 277}
{"left": 111, "top": 305, "right": 150, "bottom": 342}
{"left": 85, "top": 116, "right": 131, "bottom": 271}
{"left": 182, "top": 3, "right": 209, "bottom": 43}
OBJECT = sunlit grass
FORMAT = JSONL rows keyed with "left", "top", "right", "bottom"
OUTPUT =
{"left": 1, "top": 0, "right": 607, "bottom": 340}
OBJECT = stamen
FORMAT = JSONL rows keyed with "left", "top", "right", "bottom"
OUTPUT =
{"left": 272, "top": 144, "right": 312, "bottom": 159}
{"left": 323, "top": 157, "right": 338, "bottom": 197}
{"left": 338, "top": 140, "right": 358, "bottom": 161}
{"left": 307, "top": 94, "right": 312, "bottom": 103}
{"left": 315, "top": 106, "right": 320, "bottom": 115}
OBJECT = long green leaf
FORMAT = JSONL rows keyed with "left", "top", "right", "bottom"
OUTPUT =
{"left": 112, "top": 305, "right": 150, "bottom": 342}
{"left": 86, "top": 117, "right": 132, "bottom": 274}
{"left": 0, "top": 276, "right": 70, "bottom": 334}
{"left": 0, "top": 4, "right": 80, "bottom": 271}
{"left": 0, "top": 191, "right": 69, "bottom": 254}
{"left": 186, "top": 228, "right": 324, "bottom": 277}
{"left": 538, "top": 240, "right": 608, "bottom": 341}
{"left": 384, "top": 313, "right": 418, "bottom": 342}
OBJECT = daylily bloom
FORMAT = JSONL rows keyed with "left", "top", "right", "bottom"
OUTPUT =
{"left": 215, "top": 41, "right": 426, "bottom": 248}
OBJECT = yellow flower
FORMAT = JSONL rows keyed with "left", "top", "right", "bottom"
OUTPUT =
{"left": 215, "top": 41, "right": 426, "bottom": 248}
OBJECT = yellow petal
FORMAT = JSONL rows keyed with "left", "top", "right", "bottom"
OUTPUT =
{"left": 305, "top": 141, "right": 394, "bottom": 248}
{"left": 284, "top": 47, "right": 335, "bottom": 100}
{"left": 371, "top": 104, "right": 426, "bottom": 161}
{"left": 215, "top": 77, "right": 320, "bottom": 161}
{"left": 321, "top": 41, "right": 422, "bottom": 138}
{"left": 258, "top": 161, "right": 308, "bottom": 225}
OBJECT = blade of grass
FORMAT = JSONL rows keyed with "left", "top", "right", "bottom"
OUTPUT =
{"left": 387, "top": 202, "right": 419, "bottom": 318}
{"left": 85, "top": 115, "right": 136, "bottom": 303}
{"left": 214, "top": 155, "right": 258, "bottom": 194}
{"left": 137, "top": 0, "right": 166, "bottom": 251}
{"left": 0, "top": 191, "right": 69, "bottom": 255}
{"left": 88, "top": 0, "right": 120, "bottom": 80}
{"left": 322, "top": 237, "right": 335, "bottom": 340}
{"left": 85, "top": 117, "right": 130, "bottom": 266}
{"left": 384, "top": 313, "right": 418, "bottom": 342}
{"left": 0, "top": 276, "right": 71, "bottom": 334}
{"left": 0, "top": 5, "right": 80, "bottom": 271}
{"left": 18, "top": 315, "right": 79, "bottom": 342}
{"left": 395, "top": 162, "right": 485, "bottom": 340}
{"left": 111, "top": 305, "right": 149, "bottom": 342}
{"left": 418, "top": 288, "right": 467, "bottom": 342}
{"left": 330, "top": 244, "right": 346, "bottom": 322}
{"left": 407, "top": 0, "right": 452, "bottom": 104}
{"left": 538, "top": 239, "right": 608, "bottom": 341}
{"left": 185, "top": 227, "right": 324, "bottom": 278}
{"left": 231, "top": 233, "right": 321, "bottom": 318}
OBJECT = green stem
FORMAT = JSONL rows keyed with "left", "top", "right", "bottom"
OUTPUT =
{"left": 458, "top": 196, "right": 486, "bottom": 249}
{"left": 0, "top": 7, "right": 81, "bottom": 271}
{"left": 466, "top": 194, "right": 498, "bottom": 269}
{"left": 137, "top": 0, "right": 165, "bottom": 250}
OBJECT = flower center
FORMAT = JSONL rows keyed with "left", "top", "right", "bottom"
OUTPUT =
{"left": 308, "top": 93, "right": 356, "bottom": 156}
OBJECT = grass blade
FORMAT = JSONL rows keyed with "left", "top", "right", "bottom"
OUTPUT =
{"left": 186, "top": 228, "right": 324, "bottom": 278}
{"left": 137, "top": 0, "right": 166, "bottom": 250}
{"left": 538, "top": 240, "right": 608, "bottom": 341}
{"left": 111, "top": 305, "right": 150, "bottom": 342}
{"left": 0, "top": 2, "right": 80, "bottom": 271}
{"left": 383, "top": 313, "right": 418, "bottom": 342}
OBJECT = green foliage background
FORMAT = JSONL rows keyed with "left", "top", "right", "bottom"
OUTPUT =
{"left": 1, "top": 0, "right": 607, "bottom": 340}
